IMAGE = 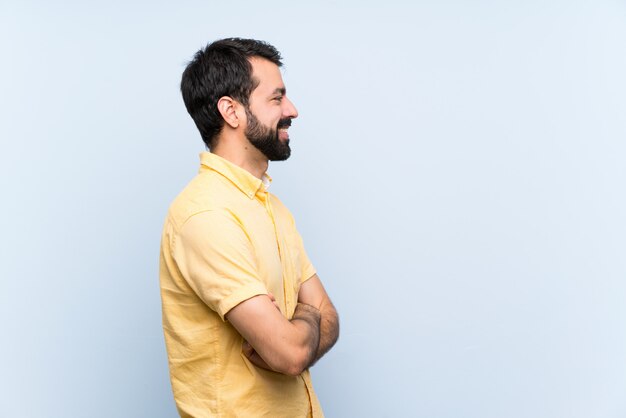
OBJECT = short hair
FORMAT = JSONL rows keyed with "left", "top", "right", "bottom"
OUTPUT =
{"left": 180, "top": 38, "right": 283, "bottom": 150}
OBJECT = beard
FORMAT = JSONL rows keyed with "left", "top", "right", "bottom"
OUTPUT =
{"left": 244, "top": 107, "right": 292, "bottom": 161}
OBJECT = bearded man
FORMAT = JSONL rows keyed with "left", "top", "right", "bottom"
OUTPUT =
{"left": 159, "top": 38, "right": 339, "bottom": 417}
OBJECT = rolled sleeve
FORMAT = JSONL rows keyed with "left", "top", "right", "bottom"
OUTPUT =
{"left": 173, "top": 209, "right": 268, "bottom": 320}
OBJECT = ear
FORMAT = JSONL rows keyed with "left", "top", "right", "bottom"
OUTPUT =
{"left": 217, "top": 96, "right": 242, "bottom": 128}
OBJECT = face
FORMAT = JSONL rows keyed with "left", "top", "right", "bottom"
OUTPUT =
{"left": 244, "top": 58, "right": 298, "bottom": 161}
{"left": 244, "top": 106, "right": 292, "bottom": 161}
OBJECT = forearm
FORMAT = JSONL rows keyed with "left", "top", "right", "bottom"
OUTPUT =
{"left": 245, "top": 302, "right": 321, "bottom": 376}
{"left": 295, "top": 274, "right": 339, "bottom": 367}
{"left": 311, "top": 298, "right": 339, "bottom": 365}
{"left": 228, "top": 295, "right": 321, "bottom": 376}
{"left": 288, "top": 302, "right": 322, "bottom": 371}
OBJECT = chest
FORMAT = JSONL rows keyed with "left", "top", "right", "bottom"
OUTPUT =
{"left": 236, "top": 195, "right": 303, "bottom": 318}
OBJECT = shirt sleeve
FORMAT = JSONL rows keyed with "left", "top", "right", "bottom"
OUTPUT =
{"left": 172, "top": 209, "right": 268, "bottom": 321}
{"left": 290, "top": 217, "right": 316, "bottom": 287}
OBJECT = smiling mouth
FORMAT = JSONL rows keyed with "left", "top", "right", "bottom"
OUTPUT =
{"left": 277, "top": 118, "right": 292, "bottom": 129}
{"left": 278, "top": 127, "right": 290, "bottom": 140}
{"left": 277, "top": 118, "right": 292, "bottom": 140}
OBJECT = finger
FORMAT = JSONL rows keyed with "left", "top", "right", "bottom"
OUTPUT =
{"left": 266, "top": 293, "right": 280, "bottom": 310}
{"left": 242, "top": 340, "right": 253, "bottom": 356}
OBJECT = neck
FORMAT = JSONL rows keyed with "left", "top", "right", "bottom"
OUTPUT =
{"left": 212, "top": 136, "right": 269, "bottom": 179}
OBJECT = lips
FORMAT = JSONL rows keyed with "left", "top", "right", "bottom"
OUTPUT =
{"left": 277, "top": 118, "right": 292, "bottom": 129}
{"left": 277, "top": 118, "right": 291, "bottom": 141}
{"left": 278, "top": 128, "right": 289, "bottom": 140}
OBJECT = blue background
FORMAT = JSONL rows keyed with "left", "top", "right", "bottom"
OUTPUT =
{"left": 1, "top": 1, "right": 625, "bottom": 417}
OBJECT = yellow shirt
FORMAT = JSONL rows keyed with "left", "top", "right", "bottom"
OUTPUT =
{"left": 159, "top": 152, "right": 323, "bottom": 417}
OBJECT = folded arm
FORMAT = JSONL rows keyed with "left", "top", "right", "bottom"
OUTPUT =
{"left": 297, "top": 274, "right": 340, "bottom": 365}
{"left": 226, "top": 295, "right": 321, "bottom": 376}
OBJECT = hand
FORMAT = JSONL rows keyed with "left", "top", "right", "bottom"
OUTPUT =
{"left": 267, "top": 292, "right": 280, "bottom": 311}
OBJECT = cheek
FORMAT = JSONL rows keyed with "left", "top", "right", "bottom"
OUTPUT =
{"left": 267, "top": 114, "right": 282, "bottom": 128}
{"left": 251, "top": 105, "right": 282, "bottom": 127}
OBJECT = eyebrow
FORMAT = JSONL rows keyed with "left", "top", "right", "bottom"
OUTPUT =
{"left": 271, "top": 87, "right": 286, "bottom": 96}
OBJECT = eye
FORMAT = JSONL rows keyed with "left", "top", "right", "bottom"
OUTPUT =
{"left": 273, "top": 96, "right": 283, "bottom": 102}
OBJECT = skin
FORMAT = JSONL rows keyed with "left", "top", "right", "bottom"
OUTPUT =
{"left": 217, "top": 57, "right": 339, "bottom": 376}
{"left": 297, "top": 274, "right": 339, "bottom": 365}
{"left": 212, "top": 57, "right": 298, "bottom": 179}
{"left": 240, "top": 275, "right": 340, "bottom": 373}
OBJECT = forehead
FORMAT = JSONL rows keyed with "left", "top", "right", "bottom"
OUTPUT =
{"left": 249, "top": 57, "right": 285, "bottom": 95}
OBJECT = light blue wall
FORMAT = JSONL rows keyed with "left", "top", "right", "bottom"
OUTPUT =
{"left": 2, "top": 1, "right": 625, "bottom": 417}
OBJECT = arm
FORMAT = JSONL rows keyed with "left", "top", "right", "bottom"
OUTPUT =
{"left": 226, "top": 294, "right": 321, "bottom": 376}
{"left": 297, "top": 274, "right": 339, "bottom": 365}
{"left": 174, "top": 211, "right": 321, "bottom": 376}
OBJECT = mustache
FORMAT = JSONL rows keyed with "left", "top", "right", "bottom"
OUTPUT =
{"left": 277, "top": 118, "right": 292, "bottom": 129}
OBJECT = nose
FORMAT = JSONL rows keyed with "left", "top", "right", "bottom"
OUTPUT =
{"left": 283, "top": 96, "right": 298, "bottom": 119}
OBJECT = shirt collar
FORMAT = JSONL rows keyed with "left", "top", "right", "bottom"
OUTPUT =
{"left": 199, "top": 152, "right": 272, "bottom": 199}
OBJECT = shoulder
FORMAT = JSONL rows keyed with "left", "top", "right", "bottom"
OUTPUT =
{"left": 167, "top": 172, "right": 243, "bottom": 231}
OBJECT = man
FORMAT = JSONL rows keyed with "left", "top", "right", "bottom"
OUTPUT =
{"left": 159, "top": 38, "right": 339, "bottom": 417}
